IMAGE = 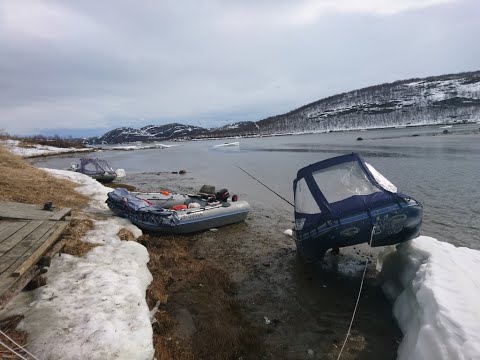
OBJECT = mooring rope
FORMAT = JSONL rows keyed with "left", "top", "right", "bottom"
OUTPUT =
{"left": 236, "top": 164, "right": 380, "bottom": 359}
{"left": 336, "top": 226, "right": 376, "bottom": 360}
{"left": 235, "top": 165, "right": 294, "bottom": 207}
{"left": 0, "top": 329, "right": 41, "bottom": 360}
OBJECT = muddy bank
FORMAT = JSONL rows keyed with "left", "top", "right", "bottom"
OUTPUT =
{"left": 126, "top": 174, "right": 402, "bottom": 359}
{"left": 190, "top": 205, "right": 401, "bottom": 359}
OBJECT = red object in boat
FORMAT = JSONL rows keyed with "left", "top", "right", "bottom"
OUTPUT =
{"left": 171, "top": 204, "right": 187, "bottom": 211}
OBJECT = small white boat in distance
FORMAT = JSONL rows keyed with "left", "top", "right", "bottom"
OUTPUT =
{"left": 214, "top": 142, "right": 239, "bottom": 147}
{"left": 439, "top": 125, "right": 453, "bottom": 129}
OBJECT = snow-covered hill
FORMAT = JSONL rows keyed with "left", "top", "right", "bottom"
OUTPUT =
{"left": 257, "top": 71, "right": 480, "bottom": 134}
{"left": 88, "top": 123, "right": 207, "bottom": 144}
{"left": 88, "top": 71, "right": 480, "bottom": 144}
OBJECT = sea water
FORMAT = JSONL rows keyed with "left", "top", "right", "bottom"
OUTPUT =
{"left": 33, "top": 123, "right": 480, "bottom": 249}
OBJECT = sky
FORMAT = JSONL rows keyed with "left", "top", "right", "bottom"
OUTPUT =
{"left": 0, "top": 0, "right": 479, "bottom": 137}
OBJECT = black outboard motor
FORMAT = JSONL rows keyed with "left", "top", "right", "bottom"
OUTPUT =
{"left": 215, "top": 188, "right": 229, "bottom": 202}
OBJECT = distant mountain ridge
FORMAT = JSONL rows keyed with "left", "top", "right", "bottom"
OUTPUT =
{"left": 87, "top": 70, "right": 480, "bottom": 144}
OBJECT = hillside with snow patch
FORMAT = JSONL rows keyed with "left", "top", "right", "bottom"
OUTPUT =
{"left": 88, "top": 70, "right": 480, "bottom": 144}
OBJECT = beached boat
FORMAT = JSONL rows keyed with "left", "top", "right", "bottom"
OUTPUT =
{"left": 292, "top": 153, "right": 423, "bottom": 263}
{"left": 106, "top": 187, "right": 250, "bottom": 234}
{"left": 70, "top": 158, "right": 117, "bottom": 183}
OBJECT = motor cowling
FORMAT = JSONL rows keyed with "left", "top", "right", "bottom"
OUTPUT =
{"left": 215, "top": 188, "right": 229, "bottom": 202}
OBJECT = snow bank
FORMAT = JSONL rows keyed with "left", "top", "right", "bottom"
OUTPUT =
{"left": 378, "top": 236, "right": 480, "bottom": 360}
{"left": 9, "top": 219, "right": 154, "bottom": 360}
{"left": 116, "top": 168, "right": 127, "bottom": 178}
{"left": 0, "top": 168, "right": 155, "bottom": 360}
{"left": 43, "top": 169, "right": 111, "bottom": 212}
{"left": 1, "top": 139, "right": 92, "bottom": 157}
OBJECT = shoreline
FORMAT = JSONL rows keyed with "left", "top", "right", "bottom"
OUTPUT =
{"left": 86, "top": 120, "right": 480, "bottom": 145}
{"left": 122, "top": 171, "right": 402, "bottom": 359}
{"left": 22, "top": 148, "right": 96, "bottom": 158}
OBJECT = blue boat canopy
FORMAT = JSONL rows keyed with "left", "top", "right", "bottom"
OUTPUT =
{"left": 293, "top": 153, "right": 404, "bottom": 234}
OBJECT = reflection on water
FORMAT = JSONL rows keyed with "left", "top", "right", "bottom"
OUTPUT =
{"left": 32, "top": 124, "right": 480, "bottom": 249}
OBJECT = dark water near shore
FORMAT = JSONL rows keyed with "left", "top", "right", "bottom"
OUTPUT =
{"left": 33, "top": 123, "right": 480, "bottom": 249}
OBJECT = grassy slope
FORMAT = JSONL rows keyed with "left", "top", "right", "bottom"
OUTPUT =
{"left": 0, "top": 146, "right": 88, "bottom": 208}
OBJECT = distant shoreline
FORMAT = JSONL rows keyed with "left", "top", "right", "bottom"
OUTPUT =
{"left": 23, "top": 148, "right": 96, "bottom": 159}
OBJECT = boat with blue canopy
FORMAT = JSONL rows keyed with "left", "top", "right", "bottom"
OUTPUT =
{"left": 293, "top": 153, "right": 423, "bottom": 263}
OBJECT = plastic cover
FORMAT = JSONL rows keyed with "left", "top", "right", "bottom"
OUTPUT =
{"left": 293, "top": 153, "right": 401, "bottom": 225}
{"left": 294, "top": 177, "right": 321, "bottom": 214}
{"left": 80, "top": 158, "right": 116, "bottom": 175}
{"left": 311, "top": 160, "right": 380, "bottom": 204}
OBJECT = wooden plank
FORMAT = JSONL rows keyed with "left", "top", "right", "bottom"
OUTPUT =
{"left": 0, "top": 221, "right": 28, "bottom": 244}
{"left": 0, "top": 265, "right": 42, "bottom": 311}
{"left": 0, "top": 221, "right": 17, "bottom": 233}
{"left": 12, "top": 222, "right": 68, "bottom": 278}
{"left": 0, "top": 201, "right": 71, "bottom": 221}
{"left": 0, "top": 221, "right": 55, "bottom": 275}
{"left": 49, "top": 207, "right": 72, "bottom": 221}
{"left": 0, "top": 220, "right": 44, "bottom": 257}
{"left": 40, "top": 238, "right": 68, "bottom": 267}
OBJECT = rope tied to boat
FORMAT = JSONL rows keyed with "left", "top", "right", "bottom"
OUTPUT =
{"left": 336, "top": 225, "right": 377, "bottom": 360}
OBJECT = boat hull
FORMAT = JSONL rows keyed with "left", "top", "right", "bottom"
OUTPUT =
{"left": 130, "top": 202, "right": 250, "bottom": 234}
{"left": 91, "top": 173, "right": 117, "bottom": 183}
{"left": 294, "top": 199, "right": 423, "bottom": 263}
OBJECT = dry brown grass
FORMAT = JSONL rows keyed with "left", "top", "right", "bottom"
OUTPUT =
{"left": 0, "top": 146, "right": 88, "bottom": 209}
{"left": 117, "top": 228, "right": 136, "bottom": 241}
{"left": 140, "top": 235, "right": 261, "bottom": 360}
{"left": 0, "top": 315, "right": 28, "bottom": 359}
{"left": 61, "top": 218, "right": 98, "bottom": 257}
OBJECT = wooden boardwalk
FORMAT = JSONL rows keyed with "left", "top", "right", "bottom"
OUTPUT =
{"left": 0, "top": 202, "right": 71, "bottom": 310}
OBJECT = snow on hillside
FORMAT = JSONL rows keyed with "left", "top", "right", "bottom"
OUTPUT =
{"left": 87, "top": 71, "right": 480, "bottom": 144}
{"left": 259, "top": 72, "right": 480, "bottom": 134}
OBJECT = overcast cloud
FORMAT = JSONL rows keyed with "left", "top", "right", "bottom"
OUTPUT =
{"left": 0, "top": 0, "right": 479, "bottom": 136}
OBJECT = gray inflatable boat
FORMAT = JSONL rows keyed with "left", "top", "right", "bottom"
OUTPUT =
{"left": 106, "top": 187, "right": 250, "bottom": 234}
{"left": 71, "top": 158, "right": 117, "bottom": 183}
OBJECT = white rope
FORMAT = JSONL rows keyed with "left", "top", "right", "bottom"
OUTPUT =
{"left": 0, "top": 330, "right": 41, "bottom": 360}
{"left": 336, "top": 226, "right": 376, "bottom": 360}
{"left": 0, "top": 337, "right": 30, "bottom": 360}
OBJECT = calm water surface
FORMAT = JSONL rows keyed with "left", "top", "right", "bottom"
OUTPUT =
{"left": 33, "top": 124, "right": 480, "bottom": 249}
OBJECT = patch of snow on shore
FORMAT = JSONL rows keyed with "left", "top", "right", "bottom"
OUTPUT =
{"left": 82, "top": 217, "right": 142, "bottom": 245}
{"left": 7, "top": 220, "right": 153, "bottom": 360}
{"left": 1, "top": 139, "right": 92, "bottom": 158}
{"left": 116, "top": 168, "right": 126, "bottom": 178}
{"left": 43, "top": 169, "right": 111, "bottom": 212}
{"left": 0, "top": 167, "right": 154, "bottom": 359}
{"left": 378, "top": 236, "right": 480, "bottom": 360}
{"left": 283, "top": 229, "right": 293, "bottom": 236}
